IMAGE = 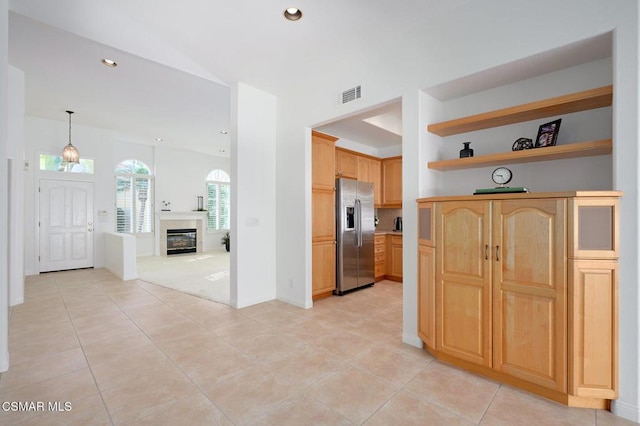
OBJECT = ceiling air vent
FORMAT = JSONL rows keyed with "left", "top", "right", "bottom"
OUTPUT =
{"left": 339, "top": 85, "right": 362, "bottom": 105}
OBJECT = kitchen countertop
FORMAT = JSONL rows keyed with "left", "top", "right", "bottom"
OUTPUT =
{"left": 375, "top": 231, "right": 403, "bottom": 236}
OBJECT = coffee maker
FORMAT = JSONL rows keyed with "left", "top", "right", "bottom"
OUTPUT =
{"left": 394, "top": 217, "right": 402, "bottom": 232}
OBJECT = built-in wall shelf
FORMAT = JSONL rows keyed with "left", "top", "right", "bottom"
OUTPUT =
{"left": 427, "top": 85, "right": 613, "bottom": 137}
{"left": 427, "top": 139, "right": 612, "bottom": 171}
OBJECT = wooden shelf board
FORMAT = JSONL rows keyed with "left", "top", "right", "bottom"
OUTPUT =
{"left": 427, "top": 86, "right": 613, "bottom": 137}
{"left": 427, "top": 139, "right": 612, "bottom": 171}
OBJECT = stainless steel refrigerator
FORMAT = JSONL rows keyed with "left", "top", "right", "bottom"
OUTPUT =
{"left": 335, "top": 178, "right": 375, "bottom": 295}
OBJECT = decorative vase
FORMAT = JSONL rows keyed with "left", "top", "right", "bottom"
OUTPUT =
{"left": 459, "top": 142, "right": 474, "bottom": 158}
{"left": 197, "top": 196, "right": 204, "bottom": 211}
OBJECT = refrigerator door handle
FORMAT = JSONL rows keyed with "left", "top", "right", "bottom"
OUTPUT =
{"left": 355, "top": 199, "right": 362, "bottom": 247}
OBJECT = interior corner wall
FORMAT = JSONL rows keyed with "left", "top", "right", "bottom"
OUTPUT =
{"left": 0, "top": 0, "right": 10, "bottom": 373}
{"left": 230, "top": 82, "right": 277, "bottom": 308}
{"left": 8, "top": 65, "right": 25, "bottom": 306}
{"left": 610, "top": 7, "right": 640, "bottom": 420}
{"left": 400, "top": 91, "right": 422, "bottom": 347}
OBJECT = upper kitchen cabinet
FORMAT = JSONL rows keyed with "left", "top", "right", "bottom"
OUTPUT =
{"left": 312, "top": 131, "right": 338, "bottom": 190}
{"left": 382, "top": 157, "right": 402, "bottom": 207}
{"left": 358, "top": 155, "right": 382, "bottom": 206}
{"left": 370, "top": 158, "right": 382, "bottom": 206}
{"left": 335, "top": 148, "right": 358, "bottom": 179}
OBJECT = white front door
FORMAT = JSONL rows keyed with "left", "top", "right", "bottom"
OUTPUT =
{"left": 39, "top": 179, "right": 94, "bottom": 272}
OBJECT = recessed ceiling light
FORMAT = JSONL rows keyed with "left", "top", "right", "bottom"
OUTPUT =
{"left": 220, "top": 130, "right": 228, "bottom": 134}
{"left": 101, "top": 58, "right": 118, "bottom": 67}
{"left": 155, "top": 138, "right": 163, "bottom": 142}
{"left": 219, "top": 149, "right": 226, "bottom": 153}
{"left": 283, "top": 7, "right": 302, "bottom": 21}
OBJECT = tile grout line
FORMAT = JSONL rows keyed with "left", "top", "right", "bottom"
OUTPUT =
{"left": 477, "top": 382, "right": 502, "bottom": 425}
{"left": 103, "top": 279, "right": 237, "bottom": 424}
{"left": 55, "top": 274, "right": 116, "bottom": 426}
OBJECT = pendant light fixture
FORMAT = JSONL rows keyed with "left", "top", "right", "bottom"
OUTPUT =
{"left": 62, "top": 110, "right": 80, "bottom": 163}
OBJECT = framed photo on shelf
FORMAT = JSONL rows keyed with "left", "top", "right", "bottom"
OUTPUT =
{"left": 535, "top": 118, "right": 562, "bottom": 148}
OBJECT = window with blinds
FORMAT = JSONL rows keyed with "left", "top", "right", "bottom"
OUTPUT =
{"left": 115, "top": 160, "right": 154, "bottom": 234}
{"left": 206, "top": 169, "right": 230, "bottom": 231}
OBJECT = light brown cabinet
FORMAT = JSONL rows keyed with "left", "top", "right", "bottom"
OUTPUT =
{"left": 369, "top": 158, "right": 382, "bottom": 206}
{"left": 382, "top": 157, "right": 402, "bottom": 207}
{"left": 492, "top": 198, "right": 567, "bottom": 392}
{"left": 312, "top": 131, "right": 338, "bottom": 299}
{"left": 334, "top": 147, "right": 392, "bottom": 207}
{"left": 335, "top": 148, "right": 358, "bottom": 179}
{"left": 385, "top": 235, "right": 403, "bottom": 281}
{"left": 417, "top": 191, "right": 621, "bottom": 408}
{"left": 374, "top": 235, "right": 385, "bottom": 281}
{"left": 435, "top": 200, "right": 492, "bottom": 367}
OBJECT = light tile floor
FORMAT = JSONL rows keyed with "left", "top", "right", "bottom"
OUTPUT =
{"left": 0, "top": 268, "right": 636, "bottom": 425}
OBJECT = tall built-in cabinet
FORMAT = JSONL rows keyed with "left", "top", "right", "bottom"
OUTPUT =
{"left": 312, "top": 131, "right": 338, "bottom": 299}
{"left": 418, "top": 84, "right": 619, "bottom": 407}
{"left": 418, "top": 192, "right": 619, "bottom": 408}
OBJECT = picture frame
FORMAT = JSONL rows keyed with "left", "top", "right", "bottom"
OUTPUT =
{"left": 535, "top": 118, "right": 562, "bottom": 148}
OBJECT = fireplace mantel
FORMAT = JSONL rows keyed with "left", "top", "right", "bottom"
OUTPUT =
{"left": 155, "top": 211, "right": 208, "bottom": 256}
{"left": 157, "top": 211, "right": 208, "bottom": 220}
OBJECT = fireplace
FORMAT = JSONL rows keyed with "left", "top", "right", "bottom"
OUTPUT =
{"left": 166, "top": 228, "right": 197, "bottom": 255}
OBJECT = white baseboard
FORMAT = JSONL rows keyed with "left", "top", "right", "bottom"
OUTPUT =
{"left": 9, "top": 297, "right": 23, "bottom": 307}
{"left": 0, "top": 350, "right": 9, "bottom": 373}
{"left": 402, "top": 333, "right": 424, "bottom": 348}
{"left": 276, "top": 295, "right": 309, "bottom": 309}
{"left": 611, "top": 400, "right": 640, "bottom": 423}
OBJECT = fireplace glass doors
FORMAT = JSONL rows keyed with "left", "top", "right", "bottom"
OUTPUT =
{"left": 166, "top": 228, "right": 197, "bottom": 255}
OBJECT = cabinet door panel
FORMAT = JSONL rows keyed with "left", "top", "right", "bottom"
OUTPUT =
{"left": 312, "top": 134, "right": 336, "bottom": 190}
{"left": 436, "top": 201, "right": 491, "bottom": 366}
{"left": 382, "top": 158, "right": 402, "bottom": 206}
{"left": 336, "top": 149, "right": 358, "bottom": 179}
{"left": 493, "top": 199, "right": 567, "bottom": 392}
{"left": 370, "top": 158, "right": 382, "bottom": 206}
{"left": 569, "top": 260, "right": 618, "bottom": 399}
{"left": 312, "top": 241, "right": 336, "bottom": 295}
{"left": 312, "top": 189, "right": 335, "bottom": 241}
{"left": 418, "top": 245, "right": 435, "bottom": 349}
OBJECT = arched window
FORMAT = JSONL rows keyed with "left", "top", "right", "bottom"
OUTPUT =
{"left": 115, "top": 160, "right": 154, "bottom": 233}
{"left": 206, "top": 169, "right": 230, "bottom": 231}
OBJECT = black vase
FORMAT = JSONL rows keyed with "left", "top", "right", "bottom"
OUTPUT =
{"left": 460, "top": 142, "right": 474, "bottom": 158}
{"left": 225, "top": 240, "right": 230, "bottom": 252}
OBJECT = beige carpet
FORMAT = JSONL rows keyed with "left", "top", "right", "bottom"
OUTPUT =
{"left": 136, "top": 250, "right": 230, "bottom": 305}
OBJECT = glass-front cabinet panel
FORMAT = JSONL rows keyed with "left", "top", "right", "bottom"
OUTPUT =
{"left": 569, "top": 198, "right": 619, "bottom": 259}
{"left": 418, "top": 202, "right": 435, "bottom": 247}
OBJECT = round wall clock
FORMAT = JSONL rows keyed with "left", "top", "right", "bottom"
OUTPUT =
{"left": 492, "top": 167, "right": 513, "bottom": 186}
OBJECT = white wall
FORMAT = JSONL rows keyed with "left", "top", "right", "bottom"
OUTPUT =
{"left": 230, "top": 83, "right": 277, "bottom": 308}
{"left": 23, "top": 116, "right": 230, "bottom": 273}
{"left": 0, "top": 0, "right": 10, "bottom": 373}
{"left": 7, "top": 66, "right": 24, "bottom": 306}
